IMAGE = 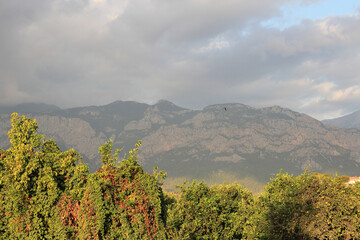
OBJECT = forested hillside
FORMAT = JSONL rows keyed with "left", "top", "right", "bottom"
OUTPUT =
{"left": 0, "top": 114, "right": 360, "bottom": 239}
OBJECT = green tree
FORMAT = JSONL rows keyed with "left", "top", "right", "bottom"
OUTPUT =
{"left": 73, "top": 140, "right": 168, "bottom": 239}
{"left": 0, "top": 114, "right": 168, "bottom": 239}
{"left": 299, "top": 173, "right": 360, "bottom": 239}
{"left": 259, "top": 171, "right": 360, "bottom": 239}
{"left": 0, "top": 113, "right": 89, "bottom": 239}
{"left": 167, "top": 181, "right": 255, "bottom": 239}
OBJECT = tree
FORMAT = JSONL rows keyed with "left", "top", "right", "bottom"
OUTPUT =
{"left": 259, "top": 171, "right": 360, "bottom": 239}
{"left": 73, "top": 140, "right": 168, "bottom": 239}
{"left": 167, "top": 181, "right": 255, "bottom": 239}
{"left": 0, "top": 114, "right": 169, "bottom": 239}
{"left": 0, "top": 113, "right": 88, "bottom": 239}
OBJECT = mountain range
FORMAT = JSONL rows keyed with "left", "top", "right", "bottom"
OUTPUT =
{"left": 1, "top": 100, "right": 360, "bottom": 192}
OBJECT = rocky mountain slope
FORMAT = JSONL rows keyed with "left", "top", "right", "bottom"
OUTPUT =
{"left": 323, "top": 110, "right": 360, "bottom": 130}
{"left": 1, "top": 100, "right": 360, "bottom": 191}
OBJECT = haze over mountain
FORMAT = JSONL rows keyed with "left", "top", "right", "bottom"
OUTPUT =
{"left": 323, "top": 110, "right": 360, "bottom": 130}
{"left": 1, "top": 100, "right": 360, "bottom": 192}
{"left": 0, "top": 103, "right": 61, "bottom": 114}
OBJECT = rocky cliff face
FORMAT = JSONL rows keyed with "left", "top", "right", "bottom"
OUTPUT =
{"left": 2, "top": 101, "right": 360, "bottom": 190}
{"left": 138, "top": 104, "right": 360, "bottom": 182}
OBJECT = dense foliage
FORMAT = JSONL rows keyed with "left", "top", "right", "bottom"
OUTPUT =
{"left": 0, "top": 114, "right": 167, "bottom": 239}
{"left": 0, "top": 113, "right": 88, "bottom": 239}
{"left": 166, "top": 181, "right": 255, "bottom": 239}
{"left": 1, "top": 114, "right": 360, "bottom": 239}
{"left": 259, "top": 171, "right": 360, "bottom": 239}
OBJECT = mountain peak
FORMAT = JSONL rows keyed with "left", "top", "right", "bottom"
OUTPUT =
{"left": 203, "top": 103, "right": 253, "bottom": 111}
{"left": 153, "top": 100, "right": 186, "bottom": 111}
{"left": 156, "top": 99, "right": 173, "bottom": 104}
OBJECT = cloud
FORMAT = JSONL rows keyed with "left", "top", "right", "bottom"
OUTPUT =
{"left": 0, "top": 0, "right": 359, "bottom": 120}
{"left": 329, "top": 86, "right": 360, "bottom": 102}
{"left": 195, "top": 38, "right": 230, "bottom": 53}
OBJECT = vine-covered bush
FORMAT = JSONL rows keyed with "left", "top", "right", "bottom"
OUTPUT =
{"left": 74, "top": 141, "right": 168, "bottom": 239}
{"left": 0, "top": 113, "right": 88, "bottom": 239}
{"left": 0, "top": 114, "right": 168, "bottom": 239}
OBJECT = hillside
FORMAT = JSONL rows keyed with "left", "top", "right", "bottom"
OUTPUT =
{"left": 1, "top": 100, "right": 360, "bottom": 191}
{"left": 323, "top": 110, "right": 360, "bottom": 130}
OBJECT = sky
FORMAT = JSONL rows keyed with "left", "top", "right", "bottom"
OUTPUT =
{"left": 0, "top": 0, "right": 359, "bottom": 120}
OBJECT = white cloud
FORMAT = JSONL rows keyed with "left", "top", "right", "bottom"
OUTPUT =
{"left": 91, "top": 0, "right": 106, "bottom": 3}
{"left": 195, "top": 38, "right": 230, "bottom": 53}
{"left": 313, "top": 82, "right": 335, "bottom": 93}
{"left": 329, "top": 86, "right": 360, "bottom": 102}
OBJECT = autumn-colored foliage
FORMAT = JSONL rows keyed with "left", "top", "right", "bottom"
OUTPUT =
{"left": 73, "top": 141, "right": 167, "bottom": 239}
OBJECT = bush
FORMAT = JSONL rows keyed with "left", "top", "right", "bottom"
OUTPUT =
{"left": 0, "top": 113, "right": 88, "bottom": 238}
{"left": 0, "top": 114, "right": 168, "bottom": 239}
{"left": 74, "top": 141, "right": 168, "bottom": 239}
{"left": 167, "top": 181, "right": 255, "bottom": 239}
{"left": 259, "top": 171, "right": 360, "bottom": 239}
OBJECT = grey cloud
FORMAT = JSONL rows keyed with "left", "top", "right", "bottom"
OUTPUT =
{"left": 0, "top": 0, "right": 359, "bottom": 120}
{"left": 117, "top": 0, "right": 287, "bottom": 44}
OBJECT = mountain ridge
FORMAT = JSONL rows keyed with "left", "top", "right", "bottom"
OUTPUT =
{"left": 323, "top": 110, "right": 360, "bottom": 130}
{"left": 0, "top": 102, "right": 61, "bottom": 114}
{"left": 1, "top": 100, "right": 360, "bottom": 192}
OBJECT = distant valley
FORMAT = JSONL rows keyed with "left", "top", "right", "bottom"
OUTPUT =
{"left": 1, "top": 100, "right": 360, "bottom": 192}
